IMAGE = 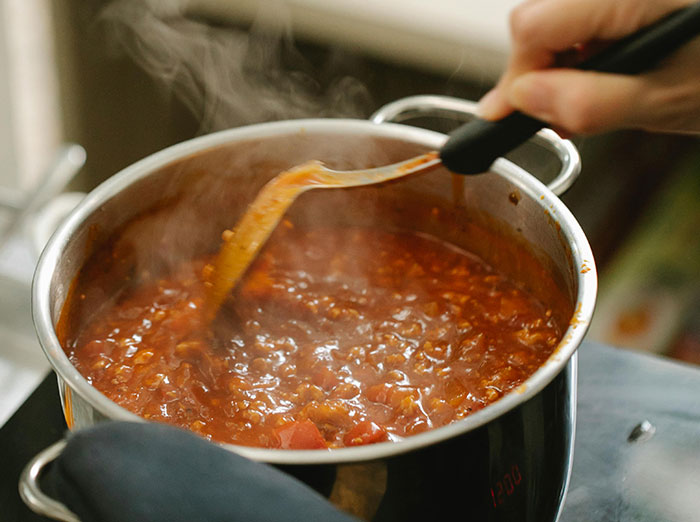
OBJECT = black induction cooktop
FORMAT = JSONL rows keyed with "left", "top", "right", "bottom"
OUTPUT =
{"left": 2, "top": 341, "right": 699, "bottom": 522}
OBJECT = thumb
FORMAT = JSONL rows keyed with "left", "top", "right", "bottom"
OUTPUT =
{"left": 506, "top": 69, "right": 649, "bottom": 134}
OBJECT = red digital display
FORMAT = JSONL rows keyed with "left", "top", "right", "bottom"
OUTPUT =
{"left": 490, "top": 464, "right": 523, "bottom": 508}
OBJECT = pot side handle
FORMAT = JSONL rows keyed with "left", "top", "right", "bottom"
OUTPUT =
{"left": 18, "top": 439, "right": 80, "bottom": 522}
{"left": 369, "top": 95, "right": 581, "bottom": 197}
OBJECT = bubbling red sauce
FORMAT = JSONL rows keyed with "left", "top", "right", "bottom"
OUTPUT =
{"left": 63, "top": 225, "right": 561, "bottom": 449}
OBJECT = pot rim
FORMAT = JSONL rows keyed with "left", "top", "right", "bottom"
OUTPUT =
{"left": 32, "top": 118, "right": 597, "bottom": 465}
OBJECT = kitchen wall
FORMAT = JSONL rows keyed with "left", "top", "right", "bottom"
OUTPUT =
{"left": 0, "top": 0, "right": 62, "bottom": 193}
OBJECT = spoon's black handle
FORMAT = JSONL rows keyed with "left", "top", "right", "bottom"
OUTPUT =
{"left": 440, "top": 1, "right": 700, "bottom": 175}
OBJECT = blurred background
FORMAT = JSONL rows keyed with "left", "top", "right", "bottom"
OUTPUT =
{"left": 0, "top": 0, "right": 698, "bottom": 424}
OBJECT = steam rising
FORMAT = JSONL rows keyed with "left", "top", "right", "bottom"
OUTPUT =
{"left": 100, "top": 0, "right": 372, "bottom": 131}
{"left": 95, "top": 0, "right": 390, "bottom": 295}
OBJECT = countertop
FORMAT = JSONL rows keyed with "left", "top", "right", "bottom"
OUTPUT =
{"left": 2, "top": 341, "right": 700, "bottom": 521}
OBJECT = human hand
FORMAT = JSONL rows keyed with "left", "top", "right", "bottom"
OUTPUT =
{"left": 478, "top": 0, "right": 700, "bottom": 135}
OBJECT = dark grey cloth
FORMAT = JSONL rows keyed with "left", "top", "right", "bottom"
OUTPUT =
{"left": 44, "top": 421, "right": 359, "bottom": 522}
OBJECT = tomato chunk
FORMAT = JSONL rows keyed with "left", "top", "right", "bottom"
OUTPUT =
{"left": 275, "top": 420, "right": 328, "bottom": 450}
{"left": 343, "top": 420, "right": 389, "bottom": 446}
{"left": 312, "top": 366, "right": 341, "bottom": 391}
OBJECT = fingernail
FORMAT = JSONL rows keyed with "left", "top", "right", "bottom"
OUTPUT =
{"left": 509, "top": 75, "right": 554, "bottom": 121}
{"left": 476, "top": 89, "right": 502, "bottom": 119}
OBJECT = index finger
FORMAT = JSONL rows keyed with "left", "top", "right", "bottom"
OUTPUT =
{"left": 479, "top": 0, "right": 694, "bottom": 119}
{"left": 508, "top": 0, "right": 693, "bottom": 72}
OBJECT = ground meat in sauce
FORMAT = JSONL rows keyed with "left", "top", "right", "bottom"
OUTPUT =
{"left": 64, "top": 225, "right": 562, "bottom": 449}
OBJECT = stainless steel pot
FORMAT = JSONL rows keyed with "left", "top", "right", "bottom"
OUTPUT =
{"left": 24, "top": 96, "right": 596, "bottom": 521}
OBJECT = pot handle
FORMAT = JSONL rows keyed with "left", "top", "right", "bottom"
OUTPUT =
{"left": 18, "top": 439, "right": 80, "bottom": 522}
{"left": 369, "top": 95, "right": 581, "bottom": 196}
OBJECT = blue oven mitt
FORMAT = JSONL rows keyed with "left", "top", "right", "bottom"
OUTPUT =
{"left": 43, "top": 421, "right": 360, "bottom": 522}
